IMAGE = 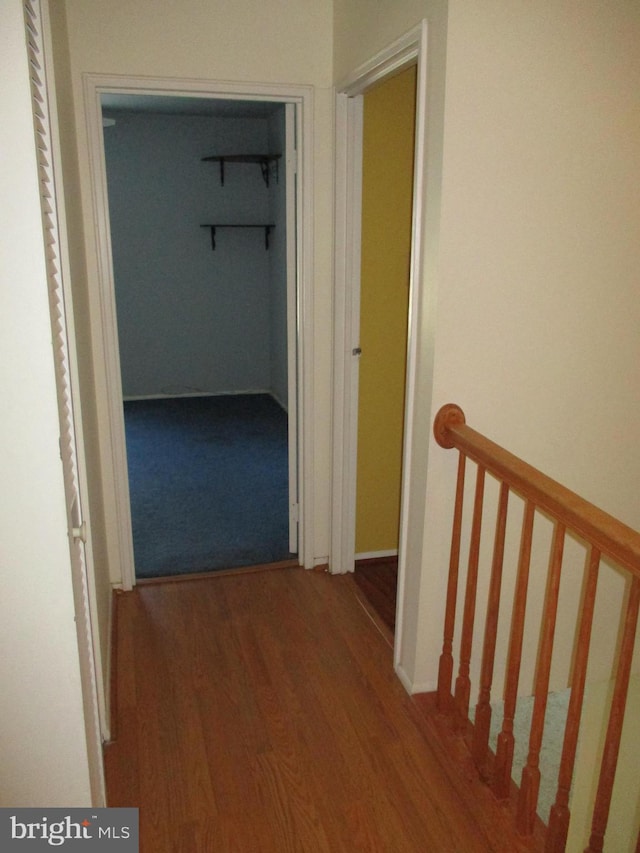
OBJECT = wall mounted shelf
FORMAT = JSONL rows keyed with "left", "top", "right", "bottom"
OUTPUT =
{"left": 201, "top": 154, "right": 282, "bottom": 186}
{"left": 200, "top": 224, "right": 275, "bottom": 251}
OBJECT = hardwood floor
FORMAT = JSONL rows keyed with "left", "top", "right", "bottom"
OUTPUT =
{"left": 353, "top": 557, "right": 398, "bottom": 637}
{"left": 105, "top": 567, "right": 543, "bottom": 852}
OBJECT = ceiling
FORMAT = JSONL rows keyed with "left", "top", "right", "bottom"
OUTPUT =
{"left": 100, "top": 93, "right": 283, "bottom": 119}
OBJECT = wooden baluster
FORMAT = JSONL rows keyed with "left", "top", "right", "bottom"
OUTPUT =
{"left": 493, "top": 500, "right": 535, "bottom": 800}
{"left": 473, "top": 480, "right": 509, "bottom": 777}
{"left": 586, "top": 576, "right": 640, "bottom": 853}
{"left": 438, "top": 451, "right": 466, "bottom": 714}
{"left": 454, "top": 464, "right": 485, "bottom": 732}
{"left": 517, "top": 523, "right": 566, "bottom": 835}
{"left": 546, "top": 547, "right": 600, "bottom": 852}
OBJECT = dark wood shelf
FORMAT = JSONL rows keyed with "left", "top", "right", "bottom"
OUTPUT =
{"left": 201, "top": 153, "right": 281, "bottom": 186}
{"left": 200, "top": 223, "right": 275, "bottom": 250}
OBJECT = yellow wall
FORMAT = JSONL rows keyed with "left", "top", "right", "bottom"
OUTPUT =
{"left": 355, "top": 67, "right": 416, "bottom": 554}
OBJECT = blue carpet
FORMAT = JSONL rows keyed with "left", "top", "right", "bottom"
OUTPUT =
{"left": 124, "top": 394, "right": 294, "bottom": 578}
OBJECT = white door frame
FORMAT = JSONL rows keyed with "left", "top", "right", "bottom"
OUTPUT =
{"left": 83, "top": 74, "right": 316, "bottom": 588}
{"left": 331, "top": 22, "right": 429, "bottom": 674}
{"left": 284, "top": 103, "right": 299, "bottom": 554}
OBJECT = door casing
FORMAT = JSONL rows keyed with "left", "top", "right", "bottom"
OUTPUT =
{"left": 332, "top": 21, "right": 429, "bottom": 691}
{"left": 83, "top": 74, "right": 316, "bottom": 588}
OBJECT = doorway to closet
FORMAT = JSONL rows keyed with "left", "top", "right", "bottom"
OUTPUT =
{"left": 97, "top": 91, "right": 300, "bottom": 582}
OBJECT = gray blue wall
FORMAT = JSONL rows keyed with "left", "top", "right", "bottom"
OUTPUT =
{"left": 103, "top": 107, "right": 288, "bottom": 401}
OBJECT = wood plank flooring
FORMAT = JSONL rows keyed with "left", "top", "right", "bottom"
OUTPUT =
{"left": 105, "top": 567, "right": 543, "bottom": 852}
{"left": 353, "top": 557, "right": 398, "bottom": 636}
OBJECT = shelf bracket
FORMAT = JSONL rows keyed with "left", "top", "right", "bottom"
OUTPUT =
{"left": 200, "top": 224, "right": 274, "bottom": 251}
{"left": 201, "top": 154, "right": 281, "bottom": 187}
{"left": 260, "top": 158, "right": 279, "bottom": 187}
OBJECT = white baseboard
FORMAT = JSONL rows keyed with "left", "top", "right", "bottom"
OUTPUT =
{"left": 122, "top": 389, "right": 273, "bottom": 402}
{"left": 409, "top": 679, "right": 438, "bottom": 695}
{"left": 355, "top": 549, "right": 399, "bottom": 561}
{"left": 394, "top": 662, "right": 437, "bottom": 696}
{"left": 270, "top": 389, "right": 289, "bottom": 413}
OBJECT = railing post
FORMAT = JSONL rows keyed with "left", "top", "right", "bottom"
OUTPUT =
{"left": 454, "top": 465, "right": 485, "bottom": 732}
{"left": 517, "top": 523, "right": 566, "bottom": 835}
{"left": 586, "top": 576, "right": 640, "bottom": 853}
{"left": 437, "top": 451, "right": 466, "bottom": 713}
{"left": 546, "top": 546, "right": 600, "bottom": 853}
{"left": 472, "top": 480, "right": 509, "bottom": 777}
{"left": 493, "top": 500, "right": 535, "bottom": 800}
{"left": 434, "top": 404, "right": 467, "bottom": 717}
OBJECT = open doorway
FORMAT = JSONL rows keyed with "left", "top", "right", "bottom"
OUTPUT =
{"left": 99, "top": 94, "right": 298, "bottom": 580}
{"left": 332, "top": 21, "right": 428, "bottom": 687}
{"left": 83, "top": 75, "right": 315, "bottom": 589}
{"left": 352, "top": 66, "right": 417, "bottom": 636}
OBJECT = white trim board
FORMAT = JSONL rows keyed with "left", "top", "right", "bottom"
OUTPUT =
{"left": 122, "top": 390, "right": 290, "bottom": 414}
{"left": 336, "top": 23, "right": 426, "bottom": 95}
{"left": 331, "top": 21, "right": 429, "bottom": 691}
{"left": 82, "top": 73, "right": 316, "bottom": 588}
{"left": 355, "top": 550, "right": 399, "bottom": 561}
{"left": 122, "top": 389, "right": 280, "bottom": 402}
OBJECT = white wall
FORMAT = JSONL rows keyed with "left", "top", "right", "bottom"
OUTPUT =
{"left": 425, "top": 0, "right": 640, "bottom": 688}
{"left": 0, "top": 0, "right": 92, "bottom": 806}
{"left": 103, "top": 110, "right": 277, "bottom": 398}
{"left": 60, "top": 0, "right": 334, "bottom": 580}
{"left": 334, "top": 0, "right": 640, "bottom": 689}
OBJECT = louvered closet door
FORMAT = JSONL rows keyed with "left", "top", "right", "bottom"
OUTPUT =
{"left": 23, "top": 0, "right": 107, "bottom": 803}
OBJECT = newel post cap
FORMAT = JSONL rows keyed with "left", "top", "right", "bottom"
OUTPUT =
{"left": 433, "top": 404, "right": 466, "bottom": 449}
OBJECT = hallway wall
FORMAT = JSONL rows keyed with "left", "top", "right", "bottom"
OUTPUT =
{"left": 334, "top": 0, "right": 640, "bottom": 691}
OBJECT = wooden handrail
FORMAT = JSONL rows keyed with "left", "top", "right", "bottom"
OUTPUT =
{"left": 433, "top": 403, "right": 640, "bottom": 852}
{"left": 434, "top": 404, "right": 640, "bottom": 578}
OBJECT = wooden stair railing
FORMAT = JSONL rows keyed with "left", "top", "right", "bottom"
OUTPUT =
{"left": 433, "top": 404, "right": 640, "bottom": 853}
